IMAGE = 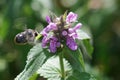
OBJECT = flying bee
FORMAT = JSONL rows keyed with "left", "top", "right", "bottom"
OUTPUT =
{"left": 14, "top": 29, "right": 42, "bottom": 45}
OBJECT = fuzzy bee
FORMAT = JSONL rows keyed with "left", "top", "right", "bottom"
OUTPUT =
{"left": 14, "top": 29, "right": 41, "bottom": 45}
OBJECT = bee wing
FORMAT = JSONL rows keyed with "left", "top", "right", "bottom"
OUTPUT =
{"left": 34, "top": 23, "right": 44, "bottom": 33}
{"left": 49, "top": 11, "right": 57, "bottom": 21}
{"left": 14, "top": 17, "right": 28, "bottom": 30}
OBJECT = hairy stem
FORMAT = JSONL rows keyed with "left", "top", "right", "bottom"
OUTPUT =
{"left": 59, "top": 51, "right": 65, "bottom": 80}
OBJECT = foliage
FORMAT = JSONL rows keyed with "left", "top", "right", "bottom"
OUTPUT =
{"left": 0, "top": 0, "right": 120, "bottom": 80}
{"left": 15, "top": 26, "right": 92, "bottom": 80}
{"left": 37, "top": 56, "right": 72, "bottom": 80}
{"left": 15, "top": 43, "right": 51, "bottom": 80}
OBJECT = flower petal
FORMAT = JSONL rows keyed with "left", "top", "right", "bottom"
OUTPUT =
{"left": 49, "top": 39, "right": 57, "bottom": 53}
{"left": 46, "top": 16, "right": 51, "bottom": 23}
{"left": 40, "top": 28, "right": 48, "bottom": 36}
{"left": 42, "top": 36, "right": 49, "bottom": 48}
{"left": 66, "top": 36, "right": 78, "bottom": 50}
{"left": 68, "top": 28, "right": 74, "bottom": 34}
{"left": 66, "top": 12, "right": 78, "bottom": 23}
{"left": 73, "top": 23, "right": 82, "bottom": 31}
{"left": 62, "top": 30, "right": 68, "bottom": 36}
{"left": 46, "top": 23, "right": 57, "bottom": 32}
{"left": 56, "top": 42, "right": 61, "bottom": 47}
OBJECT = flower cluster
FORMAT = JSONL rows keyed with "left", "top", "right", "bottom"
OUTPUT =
{"left": 41, "top": 12, "right": 82, "bottom": 53}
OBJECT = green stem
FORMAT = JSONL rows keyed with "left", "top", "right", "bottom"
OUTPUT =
{"left": 59, "top": 51, "right": 65, "bottom": 80}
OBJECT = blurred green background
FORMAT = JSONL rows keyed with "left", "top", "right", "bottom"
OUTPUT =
{"left": 0, "top": 0, "right": 120, "bottom": 80}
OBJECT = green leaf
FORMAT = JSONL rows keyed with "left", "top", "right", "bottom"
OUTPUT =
{"left": 79, "top": 39, "right": 94, "bottom": 58}
{"left": 15, "top": 43, "right": 51, "bottom": 80}
{"left": 64, "top": 46, "right": 85, "bottom": 72}
{"left": 37, "top": 56, "right": 72, "bottom": 80}
{"left": 76, "top": 29, "right": 93, "bottom": 58}
{"left": 76, "top": 30, "right": 90, "bottom": 40}
{"left": 67, "top": 71, "right": 96, "bottom": 80}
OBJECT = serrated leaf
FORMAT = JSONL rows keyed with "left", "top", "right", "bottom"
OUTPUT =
{"left": 15, "top": 43, "right": 51, "bottom": 80}
{"left": 76, "top": 30, "right": 90, "bottom": 40}
{"left": 67, "top": 71, "right": 96, "bottom": 80}
{"left": 37, "top": 56, "right": 72, "bottom": 80}
{"left": 64, "top": 46, "right": 85, "bottom": 72}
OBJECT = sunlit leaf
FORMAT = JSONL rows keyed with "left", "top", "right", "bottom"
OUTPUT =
{"left": 76, "top": 30, "right": 90, "bottom": 40}
{"left": 15, "top": 43, "right": 51, "bottom": 80}
{"left": 37, "top": 56, "right": 72, "bottom": 80}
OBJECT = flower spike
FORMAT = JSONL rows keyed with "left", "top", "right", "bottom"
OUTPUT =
{"left": 41, "top": 11, "right": 82, "bottom": 53}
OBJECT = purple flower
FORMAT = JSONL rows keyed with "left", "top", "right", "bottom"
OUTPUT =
{"left": 41, "top": 11, "right": 83, "bottom": 53}
{"left": 68, "top": 23, "right": 82, "bottom": 39}
{"left": 66, "top": 12, "right": 78, "bottom": 23}
{"left": 46, "top": 16, "right": 51, "bottom": 23}
{"left": 51, "top": 36, "right": 58, "bottom": 41}
{"left": 45, "top": 23, "right": 57, "bottom": 32}
{"left": 40, "top": 28, "right": 48, "bottom": 36}
{"left": 62, "top": 30, "right": 68, "bottom": 36}
{"left": 68, "top": 23, "right": 82, "bottom": 33}
{"left": 73, "top": 23, "right": 82, "bottom": 31}
{"left": 66, "top": 36, "right": 78, "bottom": 50}
{"left": 56, "top": 42, "right": 61, "bottom": 47}
{"left": 40, "top": 23, "right": 57, "bottom": 36}
{"left": 42, "top": 36, "right": 49, "bottom": 48}
{"left": 49, "top": 40, "right": 57, "bottom": 53}
{"left": 49, "top": 37, "right": 59, "bottom": 53}
{"left": 41, "top": 31, "right": 56, "bottom": 48}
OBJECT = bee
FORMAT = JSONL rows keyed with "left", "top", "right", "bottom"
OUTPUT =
{"left": 14, "top": 29, "right": 41, "bottom": 45}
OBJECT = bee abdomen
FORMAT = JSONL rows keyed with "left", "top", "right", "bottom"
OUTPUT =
{"left": 15, "top": 34, "right": 27, "bottom": 44}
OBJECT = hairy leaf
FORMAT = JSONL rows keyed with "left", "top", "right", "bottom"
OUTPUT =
{"left": 37, "top": 56, "right": 72, "bottom": 80}
{"left": 15, "top": 43, "right": 51, "bottom": 80}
